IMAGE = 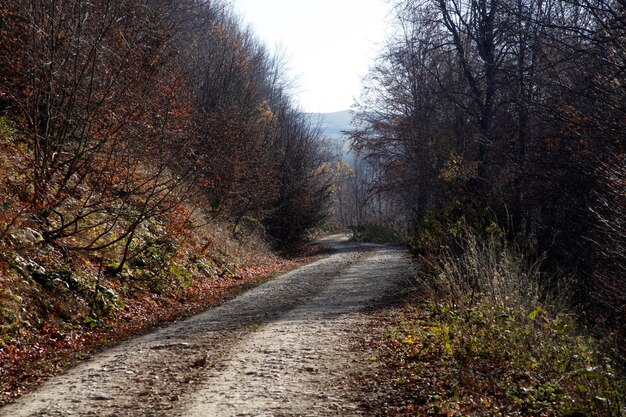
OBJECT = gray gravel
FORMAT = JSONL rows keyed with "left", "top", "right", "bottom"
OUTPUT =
{"left": 0, "top": 235, "right": 413, "bottom": 417}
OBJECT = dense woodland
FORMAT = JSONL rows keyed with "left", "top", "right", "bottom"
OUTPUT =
{"left": 351, "top": 0, "right": 624, "bottom": 346}
{"left": 345, "top": 1, "right": 625, "bottom": 412}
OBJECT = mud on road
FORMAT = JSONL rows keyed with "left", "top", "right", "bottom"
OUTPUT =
{"left": 0, "top": 235, "right": 414, "bottom": 417}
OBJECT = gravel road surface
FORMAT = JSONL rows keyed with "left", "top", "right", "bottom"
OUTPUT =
{"left": 0, "top": 235, "right": 413, "bottom": 416}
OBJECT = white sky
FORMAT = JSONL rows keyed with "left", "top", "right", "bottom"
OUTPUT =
{"left": 232, "top": 0, "right": 390, "bottom": 114}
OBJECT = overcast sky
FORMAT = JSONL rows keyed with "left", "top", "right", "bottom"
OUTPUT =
{"left": 232, "top": 0, "right": 390, "bottom": 114}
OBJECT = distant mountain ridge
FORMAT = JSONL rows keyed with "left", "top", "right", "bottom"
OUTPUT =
{"left": 308, "top": 110, "right": 353, "bottom": 140}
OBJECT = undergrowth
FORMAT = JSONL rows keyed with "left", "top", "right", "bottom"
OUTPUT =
{"left": 377, "top": 223, "right": 625, "bottom": 416}
{"left": 388, "top": 301, "right": 624, "bottom": 416}
{"left": 351, "top": 221, "right": 402, "bottom": 243}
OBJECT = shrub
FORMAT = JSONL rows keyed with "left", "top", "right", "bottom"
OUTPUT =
{"left": 407, "top": 204, "right": 506, "bottom": 256}
{"left": 393, "top": 301, "right": 625, "bottom": 416}
{"left": 351, "top": 222, "right": 402, "bottom": 243}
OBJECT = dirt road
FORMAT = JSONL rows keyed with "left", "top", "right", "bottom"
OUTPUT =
{"left": 0, "top": 235, "right": 413, "bottom": 416}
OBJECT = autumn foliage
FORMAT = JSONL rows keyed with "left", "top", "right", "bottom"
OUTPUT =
{"left": 0, "top": 0, "right": 331, "bottom": 402}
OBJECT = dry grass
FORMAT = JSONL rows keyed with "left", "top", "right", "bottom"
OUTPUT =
{"left": 422, "top": 231, "right": 542, "bottom": 311}
{"left": 365, "top": 227, "right": 625, "bottom": 416}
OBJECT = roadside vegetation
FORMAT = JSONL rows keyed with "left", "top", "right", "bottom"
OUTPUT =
{"left": 348, "top": 0, "right": 625, "bottom": 414}
{"left": 361, "top": 220, "right": 625, "bottom": 416}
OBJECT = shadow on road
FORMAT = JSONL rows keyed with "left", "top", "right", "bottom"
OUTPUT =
{"left": 153, "top": 237, "right": 415, "bottom": 343}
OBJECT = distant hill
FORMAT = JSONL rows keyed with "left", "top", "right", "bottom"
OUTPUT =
{"left": 309, "top": 110, "right": 353, "bottom": 140}
{"left": 308, "top": 110, "right": 353, "bottom": 156}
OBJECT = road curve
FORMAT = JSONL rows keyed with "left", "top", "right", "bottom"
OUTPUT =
{"left": 0, "top": 235, "right": 413, "bottom": 417}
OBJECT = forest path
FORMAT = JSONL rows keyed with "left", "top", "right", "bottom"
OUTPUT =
{"left": 0, "top": 235, "right": 414, "bottom": 417}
